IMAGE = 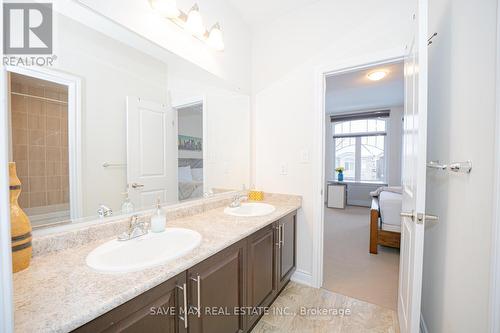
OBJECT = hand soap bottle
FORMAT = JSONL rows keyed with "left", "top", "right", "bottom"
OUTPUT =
{"left": 121, "top": 185, "right": 135, "bottom": 214}
{"left": 150, "top": 198, "right": 166, "bottom": 233}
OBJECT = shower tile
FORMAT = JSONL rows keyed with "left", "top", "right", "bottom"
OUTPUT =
{"left": 15, "top": 160, "right": 29, "bottom": 177}
{"left": 47, "top": 147, "right": 61, "bottom": 161}
{"left": 12, "top": 112, "right": 28, "bottom": 129}
{"left": 29, "top": 146, "right": 46, "bottom": 161}
{"left": 29, "top": 160, "right": 46, "bottom": 176}
{"left": 30, "top": 192, "right": 47, "bottom": 207}
{"left": 47, "top": 191, "right": 63, "bottom": 205}
{"left": 46, "top": 102, "right": 61, "bottom": 118}
{"left": 30, "top": 176, "right": 47, "bottom": 193}
{"left": 46, "top": 161, "right": 61, "bottom": 176}
{"left": 47, "top": 116, "right": 61, "bottom": 132}
{"left": 13, "top": 129, "right": 28, "bottom": 145}
{"left": 28, "top": 114, "right": 46, "bottom": 130}
{"left": 47, "top": 176, "right": 61, "bottom": 191}
{"left": 28, "top": 85, "right": 44, "bottom": 97}
{"left": 13, "top": 145, "right": 28, "bottom": 161}
{"left": 29, "top": 98, "right": 44, "bottom": 116}
{"left": 11, "top": 95, "right": 26, "bottom": 113}
{"left": 46, "top": 131, "right": 61, "bottom": 146}
{"left": 29, "top": 130, "right": 45, "bottom": 146}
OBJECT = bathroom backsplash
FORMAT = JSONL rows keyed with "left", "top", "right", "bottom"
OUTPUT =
{"left": 31, "top": 191, "right": 301, "bottom": 257}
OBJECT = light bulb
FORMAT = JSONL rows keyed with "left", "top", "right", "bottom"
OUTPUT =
{"left": 207, "top": 23, "right": 224, "bottom": 51}
{"left": 150, "top": 0, "right": 180, "bottom": 18}
{"left": 367, "top": 71, "right": 387, "bottom": 81}
{"left": 186, "top": 4, "right": 205, "bottom": 37}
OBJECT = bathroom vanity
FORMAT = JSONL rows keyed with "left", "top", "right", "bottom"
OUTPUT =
{"left": 73, "top": 211, "right": 296, "bottom": 333}
{"left": 13, "top": 193, "right": 300, "bottom": 333}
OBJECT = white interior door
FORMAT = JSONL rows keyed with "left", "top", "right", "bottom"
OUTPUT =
{"left": 126, "top": 96, "right": 178, "bottom": 210}
{"left": 398, "top": 0, "right": 428, "bottom": 332}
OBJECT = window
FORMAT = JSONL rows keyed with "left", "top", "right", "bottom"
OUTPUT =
{"left": 332, "top": 117, "right": 387, "bottom": 182}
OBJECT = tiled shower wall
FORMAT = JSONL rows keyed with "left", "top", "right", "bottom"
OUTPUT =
{"left": 10, "top": 77, "right": 69, "bottom": 209}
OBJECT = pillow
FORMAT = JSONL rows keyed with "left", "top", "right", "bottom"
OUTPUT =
{"left": 178, "top": 166, "right": 192, "bottom": 182}
{"left": 191, "top": 168, "right": 203, "bottom": 181}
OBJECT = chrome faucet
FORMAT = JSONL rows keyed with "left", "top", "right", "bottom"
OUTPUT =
{"left": 117, "top": 215, "right": 149, "bottom": 241}
{"left": 97, "top": 204, "right": 113, "bottom": 218}
{"left": 229, "top": 194, "right": 248, "bottom": 208}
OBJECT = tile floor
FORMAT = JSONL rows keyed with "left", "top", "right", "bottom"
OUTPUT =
{"left": 252, "top": 282, "right": 399, "bottom": 333}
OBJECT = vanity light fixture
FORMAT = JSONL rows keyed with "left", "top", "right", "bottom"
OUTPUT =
{"left": 149, "top": 1, "right": 225, "bottom": 51}
{"left": 207, "top": 23, "right": 225, "bottom": 51}
{"left": 185, "top": 4, "right": 205, "bottom": 37}
{"left": 367, "top": 70, "right": 387, "bottom": 81}
{"left": 150, "top": 0, "right": 180, "bottom": 18}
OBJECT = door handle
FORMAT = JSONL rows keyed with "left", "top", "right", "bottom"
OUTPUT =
{"left": 427, "top": 160, "right": 472, "bottom": 173}
{"left": 401, "top": 211, "right": 439, "bottom": 224}
{"left": 131, "top": 182, "right": 144, "bottom": 189}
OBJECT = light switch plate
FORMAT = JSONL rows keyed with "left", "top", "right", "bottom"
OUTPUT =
{"left": 280, "top": 163, "right": 288, "bottom": 175}
{"left": 300, "top": 149, "right": 310, "bottom": 163}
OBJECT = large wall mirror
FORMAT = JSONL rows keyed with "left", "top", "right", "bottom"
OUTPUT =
{"left": 5, "top": 5, "right": 250, "bottom": 229}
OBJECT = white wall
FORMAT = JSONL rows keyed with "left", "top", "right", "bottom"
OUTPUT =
{"left": 422, "top": 0, "right": 497, "bottom": 332}
{"left": 54, "top": 14, "right": 169, "bottom": 216}
{"left": 170, "top": 76, "right": 251, "bottom": 192}
{"left": 76, "top": 0, "right": 252, "bottom": 93}
{"left": 253, "top": 0, "right": 411, "bottom": 281}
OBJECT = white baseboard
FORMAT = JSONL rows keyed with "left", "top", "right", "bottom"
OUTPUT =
{"left": 420, "top": 313, "right": 429, "bottom": 333}
{"left": 291, "top": 269, "right": 313, "bottom": 286}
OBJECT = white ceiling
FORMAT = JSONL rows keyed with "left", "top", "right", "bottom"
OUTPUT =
{"left": 325, "top": 62, "right": 404, "bottom": 114}
{"left": 227, "top": 0, "right": 320, "bottom": 27}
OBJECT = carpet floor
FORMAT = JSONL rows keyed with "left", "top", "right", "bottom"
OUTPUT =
{"left": 322, "top": 205, "right": 400, "bottom": 310}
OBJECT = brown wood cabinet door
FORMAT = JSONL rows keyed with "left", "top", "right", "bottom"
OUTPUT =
{"left": 246, "top": 224, "right": 276, "bottom": 328}
{"left": 187, "top": 240, "right": 247, "bottom": 333}
{"left": 276, "top": 211, "right": 297, "bottom": 292}
{"left": 73, "top": 272, "right": 188, "bottom": 333}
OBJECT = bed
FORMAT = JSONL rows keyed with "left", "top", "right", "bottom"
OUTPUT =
{"left": 369, "top": 189, "right": 402, "bottom": 254}
{"left": 178, "top": 158, "right": 204, "bottom": 201}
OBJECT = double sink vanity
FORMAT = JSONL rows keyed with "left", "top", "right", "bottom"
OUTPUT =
{"left": 13, "top": 192, "right": 301, "bottom": 333}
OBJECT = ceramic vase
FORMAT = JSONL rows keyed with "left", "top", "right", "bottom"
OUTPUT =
{"left": 9, "top": 162, "right": 32, "bottom": 273}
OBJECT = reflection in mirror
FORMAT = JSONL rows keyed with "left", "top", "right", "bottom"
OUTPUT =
{"left": 176, "top": 102, "right": 204, "bottom": 201}
{"left": 6, "top": 8, "right": 250, "bottom": 229}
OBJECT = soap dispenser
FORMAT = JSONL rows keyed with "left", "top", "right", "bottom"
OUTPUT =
{"left": 150, "top": 198, "right": 166, "bottom": 233}
{"left": 121, "top": 185, "right": 135, "bottom": 214}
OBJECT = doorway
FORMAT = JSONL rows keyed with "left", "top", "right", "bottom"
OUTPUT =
{"left": 175, "top": 101, "right": 204, "bottom": 201}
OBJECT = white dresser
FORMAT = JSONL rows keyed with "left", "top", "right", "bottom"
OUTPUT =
{"left": 327, "top": 182, "right": 347, "bottom": 209}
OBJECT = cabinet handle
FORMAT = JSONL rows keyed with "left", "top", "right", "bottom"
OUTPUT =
{"left": 176, "top": 283, "right": 188, "bottom": 329}
{"left": 276, "top": 225, "right": 282, "bottom": 248}
{"left": 280, "top": 224, "right": 284, "bottom": 247}
{"left": 190, "top": 275, "right": 201, "bottom": 318}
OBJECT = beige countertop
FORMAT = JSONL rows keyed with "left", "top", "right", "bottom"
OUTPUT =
{"left": 13, "top": 195, "right": 301, "bottom": 333}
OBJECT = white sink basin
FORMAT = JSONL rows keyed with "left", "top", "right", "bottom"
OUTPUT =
{"left": 224, "top": 202, "right": 276, "bottom": 217}
{"left": 86, "top": 228, "right": 201, "bottom": 273}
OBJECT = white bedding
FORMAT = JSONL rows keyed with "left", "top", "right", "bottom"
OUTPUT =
{"left": 379, "top": 191, "right": 402, "bottom": 232}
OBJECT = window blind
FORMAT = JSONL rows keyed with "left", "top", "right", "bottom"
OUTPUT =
{"left": 330, "top": 110, "right": 390, "bottom": 122}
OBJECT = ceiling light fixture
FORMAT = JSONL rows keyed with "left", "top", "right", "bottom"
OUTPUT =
{"left": 149, "top": 1, "right": 224, "bottom": 51}
{"left": 367, "top": 71, "right": 387, "bottom": 81}
{"left": 150, "top": 0, "right": 180, "bottom": 18}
